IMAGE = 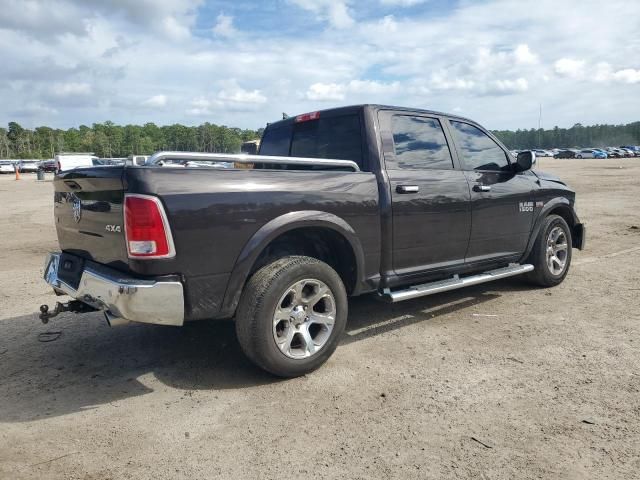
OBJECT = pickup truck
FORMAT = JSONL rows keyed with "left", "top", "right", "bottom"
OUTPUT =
{"left": 41, "top": 104, "right": 585, "bottom": 377}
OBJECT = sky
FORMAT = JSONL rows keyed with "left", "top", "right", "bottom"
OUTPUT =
{"left": 1, "top": 0, "right": 639, "bottom": 131}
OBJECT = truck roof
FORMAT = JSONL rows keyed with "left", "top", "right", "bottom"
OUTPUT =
{"left": 267, "top": 104, "right": 478, "bottom": 129}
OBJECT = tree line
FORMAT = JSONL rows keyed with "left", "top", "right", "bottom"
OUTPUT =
{"left": 493, "top": 121, "right": 640, "bottom": 150}
{"left": 1, "top": 119, "right": 639, "bottom": 159}
{"left": 0, "top": 121, "right": 263, "bottom": 159}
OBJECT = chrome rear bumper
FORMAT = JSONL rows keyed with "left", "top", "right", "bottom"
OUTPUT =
{"left": 43, "top": 252, "right": 184, "bottom": 326}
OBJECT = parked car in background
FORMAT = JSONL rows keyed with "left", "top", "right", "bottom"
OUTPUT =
{"left": 17, "top": 160, "right": 40, "bottom": 172}
{"left": 612, "top": 148, "right": 631, "bottom": 158}
{"left": 575, "top": 149, "right": 605, "bottom": 159}
{"left": 127, "top": 155, "right": 149, "bottom": 166}
{"left": 0, "top": 160, "right": 16, "bottom": 173}
{"left": 591, "top": 148, "right": 608, "bottom": 157}
{"left": 605, "top": 148, "right": 621, "bottom": 158}
{"left": 620, "top": 148, "right": 637, "bottom": 157}
{"left": 40, "top": 160, "right": 57, "bottom": 172}
{"left": 533, "top": 149, "right": 553, "bottom": 157}
{"left": 55, "top": 153, "right": 99, "bottom": 172}
{"left": 621, "top": 146, "right": 640, "bottom": 156}
{"left": 554, "top": 149, "right": 576, "bottom": 159}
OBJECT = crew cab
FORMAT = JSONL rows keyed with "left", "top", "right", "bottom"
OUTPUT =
{"left": 41, "top": 105, "right": 585, "bottom": 377}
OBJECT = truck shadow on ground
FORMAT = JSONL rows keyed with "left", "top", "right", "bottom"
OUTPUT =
{"left": 0, "top": 278, "right": 531, "bottom": 423}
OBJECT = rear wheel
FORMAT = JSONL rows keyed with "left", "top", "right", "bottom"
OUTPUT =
{"left": 235, "top": 256, "right": 348, "bottom": 377}
{"left": 525, "top": 214, "right": 572, "bottom": 287}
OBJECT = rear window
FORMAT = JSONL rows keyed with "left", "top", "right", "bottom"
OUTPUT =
{"left": 258, "top": 113, "right": 363, "bottom": 169}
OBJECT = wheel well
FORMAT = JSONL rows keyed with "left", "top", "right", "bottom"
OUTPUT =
{"left": 250, "top": 227, "right": 358, "bottom": 294}
{"left": 548, "top": 205, "right": 575, "bottom": 229}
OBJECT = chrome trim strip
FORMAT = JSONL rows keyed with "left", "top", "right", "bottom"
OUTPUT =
{"left": 146, "top": 151, "right": 361, "bottom": 172}
{"left": 43, "top": 252, "right": 184, "bottom": 326}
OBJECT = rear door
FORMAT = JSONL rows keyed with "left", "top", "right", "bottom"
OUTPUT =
{"left": 379, "top": 110, "right": 471, "bottom": 275}
{"left": 446, "top": 119, "right": 536, "bottom": 262}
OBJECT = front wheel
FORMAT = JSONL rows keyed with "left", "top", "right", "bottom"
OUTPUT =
{"left": 235, "top": 256, "right": 348, "bottom": 377}
{"left": 525, "top": 214, "right": 572, "bottom": 287}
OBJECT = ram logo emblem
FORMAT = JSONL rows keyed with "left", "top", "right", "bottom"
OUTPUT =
{"left": 71, "top": 194, "right": 82, "bottom": 223}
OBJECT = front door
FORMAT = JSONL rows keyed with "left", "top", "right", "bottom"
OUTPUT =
{"left": 379, "top": 112, "right": 472, "bottom": 275}
{"left": 447, "top": 119, "right": 536, "bottom": 262}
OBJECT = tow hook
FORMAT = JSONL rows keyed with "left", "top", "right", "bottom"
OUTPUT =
{"left": 39, "top": 300, "right": 97, "bottom": 324}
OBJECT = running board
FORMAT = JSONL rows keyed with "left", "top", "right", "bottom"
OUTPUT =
{"left": 379, "top": 263, "right": 534, "bottom": 303}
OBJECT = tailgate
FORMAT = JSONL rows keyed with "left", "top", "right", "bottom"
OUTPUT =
{"left": 54, "top": 167, "right": 129, "bottom": 270}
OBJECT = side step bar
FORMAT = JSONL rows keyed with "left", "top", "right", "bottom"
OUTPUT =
{"left": 379, "top": 263, "right": 534, "bottom": 303}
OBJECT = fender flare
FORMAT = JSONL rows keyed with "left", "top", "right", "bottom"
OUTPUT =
{"left": 521, "top": 197, "right": 580, "bottom": 261}
{"left": 219, "top": 211, "right": 366, "bottom": 317}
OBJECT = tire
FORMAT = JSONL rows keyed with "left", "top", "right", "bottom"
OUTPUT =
{"left": 235, "top": 256, "right": 348, "bottom": 377}
{"left": 525, "top": 214, "right": 572, "bottom": 287}
{"left": 576, "top": 155, "right": 582, "bottom": 159}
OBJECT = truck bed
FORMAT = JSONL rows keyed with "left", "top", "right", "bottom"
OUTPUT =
{"left": 53, "top": 165, "right": 380, "bottom": 320}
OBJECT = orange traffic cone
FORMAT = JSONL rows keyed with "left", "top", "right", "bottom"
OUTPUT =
{"left": 15, "top": 166, "right": 21, "bottom": 180}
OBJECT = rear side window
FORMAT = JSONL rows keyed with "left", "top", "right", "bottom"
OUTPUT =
{"left": 290, "top": 114, "right": 362, "bottom": 164}
{"left": 388, "top": 115, "right": 453, "bottom": 170}
{"left": 258, "top": 113, "right": 363, "bottom": 169}
{"left": 449, "top": 120, "right": 510, "bottom": 172}
{"left": 259, "top": 124, "right": 292, "bottom": 156}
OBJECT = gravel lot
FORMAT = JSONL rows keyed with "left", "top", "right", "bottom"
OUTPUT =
{"left": 1, "top": 159, "right": 639, "bottom": 479}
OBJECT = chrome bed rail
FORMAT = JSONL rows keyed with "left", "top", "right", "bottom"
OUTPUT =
{"left": 146, "top": 151, "right": 361, "bottom": 172}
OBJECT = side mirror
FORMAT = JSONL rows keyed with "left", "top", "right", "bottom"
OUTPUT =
{"left": 515, "top": 150, "right": 535, "bottom": 172}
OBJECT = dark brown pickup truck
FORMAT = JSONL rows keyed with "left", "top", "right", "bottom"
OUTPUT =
{"left": 41, "top": 104, "right": 585, "bottom": 376}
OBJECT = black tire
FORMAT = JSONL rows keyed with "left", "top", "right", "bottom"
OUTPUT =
{"left": 235, "top": 256, "right": 348, "bottom": 377}
{"left": 525, "top": 214, "right": 572, "bottom": 287}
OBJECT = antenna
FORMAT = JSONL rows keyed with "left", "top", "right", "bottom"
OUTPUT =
{"left": 538, "top": 103, "right": 542, "bottom": 147}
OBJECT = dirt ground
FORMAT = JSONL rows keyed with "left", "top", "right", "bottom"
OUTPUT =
{"left": 0, "top": 158, "right": 639, "bottom": 479}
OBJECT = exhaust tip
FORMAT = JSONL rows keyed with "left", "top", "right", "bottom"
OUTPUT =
{"left": 104, "top": 311, "right": 130, "bottom": 327}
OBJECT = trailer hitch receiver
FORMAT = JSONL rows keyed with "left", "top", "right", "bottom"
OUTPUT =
{"left": 39, "top": 300, "right": 97, "bottom": 324}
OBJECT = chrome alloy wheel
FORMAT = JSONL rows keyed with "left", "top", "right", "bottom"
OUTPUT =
{"left": 272, "top": 279, "right": 336, "bottom": 359}
{"left": 546, "top": 226, "right": 569, "bottom": 275}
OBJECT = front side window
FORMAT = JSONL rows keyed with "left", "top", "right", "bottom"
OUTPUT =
{"left": 389, "top": 115, "right": 453, "bottom": 170}
{"left": 449, "top": 120, "right": 510, "bottom": 171}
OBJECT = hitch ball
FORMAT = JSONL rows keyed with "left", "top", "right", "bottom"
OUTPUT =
{"left": 39, "top": 304, "right": 51, "bottom": 324}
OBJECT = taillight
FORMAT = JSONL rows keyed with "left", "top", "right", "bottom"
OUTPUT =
{"left": 124, "top": 194, "right": 175, "bottom": 259}
{"left": 295, "top": 111, "right": 320, "bottom": 123}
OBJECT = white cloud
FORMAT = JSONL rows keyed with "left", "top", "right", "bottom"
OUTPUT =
{"left": 306, "top": 83, "right": 345, "bottom": 101}
{"left": 612, "top": 68, "right": 640, "bottom": 84}
{"left": 554, "top": 58, "right": 586, "bottom": 78}
{"left": 288, "top": 0, "right": 354, "bottom": 29}
{"left": 594, "top": 62, "right": 640, "bottom": 84}
{"left": 51, "top": 82, "right": 92, "bottom": 97}
{"left": 218, "top": 87, "right": 267, "bottom": 104}
{"left": 380, "top": 0, "right": 428, "bottom": 5}
{"left": 491, "top": 78, "right": 529, "bottom": 93}
{"left": 305, "top": 80, "right": 401, "bottom": 101}
{"left": 514, "top": 44, "right": 538, "bottom": 65}
{"left": 213, "top": 13, "right": 236, "bottom": 38}
{"left": 142, "top": 94, "right": 168, "bottom": 107}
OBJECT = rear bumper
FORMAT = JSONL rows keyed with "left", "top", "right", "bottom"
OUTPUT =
{"left": 43, "top": 252, "right": 185, "bottom": 326}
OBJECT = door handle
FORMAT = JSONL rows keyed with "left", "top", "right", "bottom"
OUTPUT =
{"left": 396, "top": 185, "right": 419, "bottom": 194}
{"left": 473, "top": 184, "right": 491, "bottom": 193}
